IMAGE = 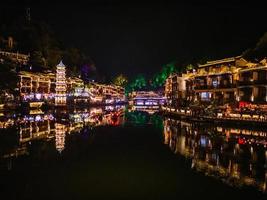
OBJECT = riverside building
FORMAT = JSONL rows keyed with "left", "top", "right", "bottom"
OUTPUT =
{"left": 164, "top": 56, "right": 267, "bottom": 109}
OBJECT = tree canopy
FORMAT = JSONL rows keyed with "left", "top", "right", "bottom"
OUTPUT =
{"left": 0, "top": 59, "right": 19, "bottom": 94}
{"left": 0, "top": 16, "right": 95, "bottom": 77}
{"left": 151, "top": 62, "right": 176, "bottom": 88}
{"left": 125, "top": 74, "right": 147, "bottom": 94}
{"left": 112, "top": 74, "right": 128, "bottom": 87}
{"left": 243, "top": 32, "right": 267, "bottom": 61}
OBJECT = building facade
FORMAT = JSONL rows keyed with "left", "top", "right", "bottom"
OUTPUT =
{"left": 89, "top": 83, "right": 125, "bottom": 104}
{"left": 192, "top": 56, "right": 247, "bottom": 105}
{"left": 19, "top": 71, "right": 56, "bottom": 101}
{"left": 0, "top": 50, "right": 29, "bottom": 65}
{"left": 19, "top": 69, "right": 84, "bottom": 103}
{"left": 237, "top": 59, "right": 267, "bottom": 105}
{"left": 165, "top": 73, "right": 188, "bottom": 107}
{"left": 164, "top": 56, "right": 267, "bottom": 109}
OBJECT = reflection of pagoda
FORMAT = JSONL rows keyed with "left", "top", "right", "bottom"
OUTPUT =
{"left": 55, "top": 123, "right": 66, "bottom": 153}
{"left": 55, "top": 61, "right": 67, "bottom": 106}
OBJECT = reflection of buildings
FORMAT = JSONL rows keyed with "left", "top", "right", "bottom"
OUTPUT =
{"left": 55, "top": 123, "right": 66, "bottom": 153}
{"left": 129, "top": 106, "right": 158, "bottom": 115}
{"left": 0, "top": 106, "right": 126, "bottom": 167}
{"left": 163, "top": 118, "right": 267, "bottom": 193}
{"left": 0, "top": 114, "right": 55, "bottom": 161}
{"left": 19, "top": 114, "right": 55, "bottom": 145}
{"left": 69, "top": 106, "right": 125, "bottom": 127}
{"left": 0, "top": 118, "right": 14, "bottom": 129}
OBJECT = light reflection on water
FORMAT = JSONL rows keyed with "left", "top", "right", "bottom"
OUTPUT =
{"left": 0, "top": 105, "right": 126, "bottom": 168}
{"left": 1, "top": 106, "right": 267, "bottom": 194}
{"left": 163, "top": 118, "right": 267, "bottom": 193}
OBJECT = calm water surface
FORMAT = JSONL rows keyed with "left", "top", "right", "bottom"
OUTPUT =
{"left": 0, "top": 106, "right": 266, "bottom": 199}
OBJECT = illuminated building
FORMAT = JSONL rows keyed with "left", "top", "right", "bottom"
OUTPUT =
{"left": 0, "top": 50, "right": 29, "bottom": 65}
{"left": 164, "top": 56, "right": 265, "bottom": 109}
{"left": 237, "top": 58, "right": 267, "bottom": 105}
{"left": 67, "top": 76, "right": 84, "bottom": 94}
{"left": 193, "top": 56, "right": 247, "bottom": 104}
{"left": 19, "top": 71, "right": 56, "bottom": 101}
{"left": 165, "top": 75, "right": 172, "bottom": 104}
{"left": 165, "top": 74, "right": 188, "bottom": 107}
{"left": 88, "top": 82, "right": 125, "bottom": 104}
{"left": 19, "top": 70, "right": 84, "bottom": 103}
{"left": 18, "top": 63, "right": 125, "bottom": 106}
{"left": 55, "top": 61, "right": 67, "bottom": 106}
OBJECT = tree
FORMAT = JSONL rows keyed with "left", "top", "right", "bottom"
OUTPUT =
{"left": 126, "top": 74, "right": 147, "bottom": 94}
{"left": 1, "top": 15, "right": 96, "bottom": 77}
{"left": 0, "top": 61, "right": 19, "bottom": 95}
{"left": 46, "top": 48, "right": 63, "bottom": 70}
{"left": 186, "top": 64, "right": 194, "bottom": 71}
{"left": 243, "top": 32, "right": 267, "bottom": 60}
{"left": 133, "top": 75, "right": 146, "bottom": 90}
{"left": 151, "top": 62, "right": 176, "bottom": 88}
{"left": 112, "top": 74, "right": 128, "bottom": 87}
{"left": 29, "top": 50, "right": 46, "bottom": 71}
{"left": 63, "top": 48, "right": 82, "bottom": 76}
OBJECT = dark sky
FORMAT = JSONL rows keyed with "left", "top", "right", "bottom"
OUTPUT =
{"left": 2, "top": 1, "right": 267, "bottom": 79}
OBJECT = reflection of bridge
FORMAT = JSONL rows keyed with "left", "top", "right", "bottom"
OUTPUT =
{"left": 129, "top": 106, "right": 158, "bottom": 114}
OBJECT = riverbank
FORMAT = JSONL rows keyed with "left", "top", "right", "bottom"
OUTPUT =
{"left": 0, "top": 100, "right": 128, "bottom": 113}
{"left": 160, "top": 106, "right": 267, "bottom": 127}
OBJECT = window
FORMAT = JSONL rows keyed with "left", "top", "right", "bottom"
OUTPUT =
{"left": 212, "top": 80, "right": 218, "bottom": 87}
{"left": 201, "top": 92, "right": 211, "bottom": 101}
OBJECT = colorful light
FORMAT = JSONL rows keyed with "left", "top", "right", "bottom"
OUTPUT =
{"left": 55, "top": 123, "right": 66, "bottom": 153}
{"left": 55, "top": 61, "right": 67, "bottom": 106}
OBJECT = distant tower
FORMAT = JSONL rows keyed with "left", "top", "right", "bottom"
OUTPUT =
{"left": 7, "top": 37, "right": 13, "bottom": 50}
{"left": 55, "top": 61, "right": 67, "bottom": 106}
{"left": 26, "top": 7, "right": 31, "bottom": 22}
{"left": 55, "top": 123, "right": 66, "bottom": 153}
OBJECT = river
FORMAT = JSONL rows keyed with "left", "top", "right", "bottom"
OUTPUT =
{"left": 0, "top": 106, "right": 266, "bottom": 199}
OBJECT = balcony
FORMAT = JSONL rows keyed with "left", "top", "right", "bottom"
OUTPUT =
{"left": 237, "top": 80, "right": 252, "bottom": 86}
{"left": 239, "top": 95, "right": 251, "bottom": 102}
{"left": 238, "top": 79, "right": 267, "bottom": 86}
{"left": 194, "top": 84, "right": 235, "bottom": 90}
{"left": 253, "top": 79, "right": 267, "bottom": 85}
{"left": 217, "top": 84, "right": 236, "bottom": 89}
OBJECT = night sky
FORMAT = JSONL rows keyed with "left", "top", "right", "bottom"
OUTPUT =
{"left": 2, "top": 1, "right": 267, "bottom": 79}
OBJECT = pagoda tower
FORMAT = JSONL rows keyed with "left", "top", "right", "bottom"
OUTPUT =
{"left": 55, "top": 61, "right": 67, "bottom": 106}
